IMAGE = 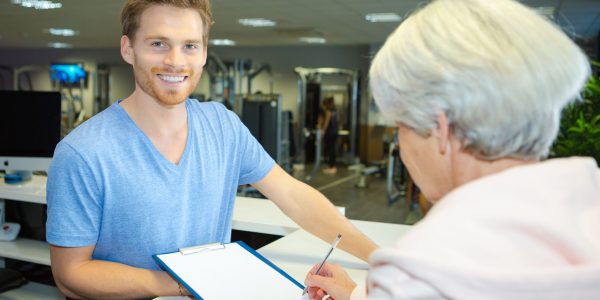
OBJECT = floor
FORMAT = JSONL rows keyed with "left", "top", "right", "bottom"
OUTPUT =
{"left": 290, "top": 163, "right": 423, "bottom": 225}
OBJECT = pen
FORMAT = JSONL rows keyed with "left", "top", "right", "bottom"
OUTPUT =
{"left": 302, "top": 233, "right": 343, "bottom": 296}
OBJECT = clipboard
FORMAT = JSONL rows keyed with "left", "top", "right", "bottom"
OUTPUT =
{"left": 153, "top": 241, "right": 305, "bottom": 300}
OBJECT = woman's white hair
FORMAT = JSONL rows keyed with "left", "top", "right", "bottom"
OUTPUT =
{"left": 370, "top": 0, "right": 590, "bottom": 160}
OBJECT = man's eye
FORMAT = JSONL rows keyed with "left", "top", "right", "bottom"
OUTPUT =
{"left": 184, "top": 44, "right": 199, "bottom": 50}
{"left": 151, "top": 41, "right": 165, "bottom": 47}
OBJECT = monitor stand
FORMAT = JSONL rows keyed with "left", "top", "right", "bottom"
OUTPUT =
{"left": 0, "top": 200, "right": 20, "bottom": 241}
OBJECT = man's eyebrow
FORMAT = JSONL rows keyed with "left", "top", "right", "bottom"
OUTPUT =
{"left": 144, "top": 36, "right": 167, "bottom": 41}
{"left": 143, "top": 36, "right": 202, "bottom": 44}
{"left": 184, "top": 39, "right": 202, "bottom": 44}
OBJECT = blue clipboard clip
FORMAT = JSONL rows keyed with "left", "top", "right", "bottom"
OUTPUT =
{"left": 179, "top": 242, "right": 226, "bottom": 255}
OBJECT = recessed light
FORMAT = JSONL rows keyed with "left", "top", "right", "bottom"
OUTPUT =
{"left": 299, "top": 37, "right": 326, "bottom": 44}
{"left": 11, "top": 0, "right": 62, "bottom": 10}
{"left": 47, "top": 28, "right": 79, "bottom": 37}
{"left": 365, "top": 13, "right": 402, "bottom": 23}
{"left": 48, "top": 42, "right": 72, "bottom": 49}
{"left": 238, "top": 18, "right": 276, "bottom": 27}
{"left": 209, "top": 39, "right": 236, "bottom": 46}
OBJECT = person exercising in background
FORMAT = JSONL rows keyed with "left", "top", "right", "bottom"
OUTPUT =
{"left": 319, "top": 97, "right": 339, "bottom": 174}
{"left": 45, "top": 0, "right": 377, "bottom": 298}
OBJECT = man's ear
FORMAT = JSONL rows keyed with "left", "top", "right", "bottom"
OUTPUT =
{"left": 201, "top": 45, "right": 208, "bottom": 67}
{"left": 435, "top": 113, "right": 450, "bottom": 155}
{"left": 120, "top": 35, "right": 134, "bottom": 65}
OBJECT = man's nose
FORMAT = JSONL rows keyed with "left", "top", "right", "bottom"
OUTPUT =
{"left": 164, "top": 48, "right": 185, "bottom": 69}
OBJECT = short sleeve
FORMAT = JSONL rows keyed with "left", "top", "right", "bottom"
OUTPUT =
{"left": 46, "top": 142, "right": 103, "bottom": 247}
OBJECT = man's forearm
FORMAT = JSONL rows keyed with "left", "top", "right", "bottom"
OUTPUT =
{"left": 252, "top": 165, "right": 378, "bottom": 261}
{"left": 55, "top": 259, "right": 179, "bottom": 299}
{"left": 282, "top": 181, "right": 378, "bottom": 261}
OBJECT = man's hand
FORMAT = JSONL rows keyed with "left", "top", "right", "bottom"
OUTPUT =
{"left": 304, "top": 263, "right": 357, "bottom": 300}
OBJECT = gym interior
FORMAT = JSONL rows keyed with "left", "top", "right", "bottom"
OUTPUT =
{"left": 0, "top": 0, "right": 598, "bottom": 298}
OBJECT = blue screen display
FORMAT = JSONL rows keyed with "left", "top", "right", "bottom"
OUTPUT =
{"left": 50, "top": 64, "right": 87, "bottom": 85}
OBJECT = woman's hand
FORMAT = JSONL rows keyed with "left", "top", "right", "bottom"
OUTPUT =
{"left": 304, "top": 263, "right": 357, "bottom": 300}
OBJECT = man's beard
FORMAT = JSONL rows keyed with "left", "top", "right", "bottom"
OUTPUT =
{"left": 134, "top": 64, "right": 199, "bottom": 106}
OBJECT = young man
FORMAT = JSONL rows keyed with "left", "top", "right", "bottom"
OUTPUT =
{"left": 46, "top": 0, "right": 376, "bottom": 298}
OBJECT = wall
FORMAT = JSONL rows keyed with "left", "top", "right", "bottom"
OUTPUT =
{"left": 0, "top": 48, "right": 124, "bottom": 116}
{"left": 204, "top": 45, "right": 372, "bottom": 118}
{"left": 0, "top": 45, "right": 374, "bottom": 122}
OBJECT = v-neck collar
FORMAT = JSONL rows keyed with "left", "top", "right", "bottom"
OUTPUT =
{"left": 116, "top": 99, "right": 192, "bottom": 170}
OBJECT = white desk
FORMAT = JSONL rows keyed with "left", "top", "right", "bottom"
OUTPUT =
{"left": 1, "top": 175, "right": 392, "bottom": 299}
{"left": 0, "top": 176, "right": 308, "bottom": 298}
{"left": 258, "top": 220, "right": 411, "bottom": 284}
{"left": 0, "top": 176, "right": 339, "bottom": 238}
{"left": 232, "top": 196, "right": 345, "bottom": 236}
{"left": 232, "top": 196, "right": 299, "bottom": 236}
{"left": 157, "top": 221, "right": 412, "bottom": 300}
{"left": 0, "top": 177, "right": 304, "bottom": 268}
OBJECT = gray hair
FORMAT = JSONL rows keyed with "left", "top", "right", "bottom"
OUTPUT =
{"left": 369, "top": 0, "right": 590, "bottom": 160}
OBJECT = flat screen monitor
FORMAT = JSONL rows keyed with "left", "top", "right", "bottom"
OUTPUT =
{"left": 50, "top": 63, "right": 88, "bottom": 87}
{"left": 0, "top": 91, "right": 62, "bottom": 172}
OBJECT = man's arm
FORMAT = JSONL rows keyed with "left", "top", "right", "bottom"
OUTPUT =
{"left": 251, "top": 164, "right": 377, "bottom": 261}
{"left": 50, "top": 245, "right": 182, "bottom": 299}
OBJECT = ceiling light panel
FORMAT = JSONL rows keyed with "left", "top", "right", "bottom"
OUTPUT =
{"left": 238, "top": 18, "right": 277, "bottom": 27}
{"left": 11, "top": 0, "right": 62, "bottom": 10}
{"left": 48, "top": 42, "right": 72, "bottom": 48}
{"left": 365, "top": 13, "right": 402, "bottom": 23}
{"left": 299, "top": 37, "right": 326, "bottom": 44}
{"left": 209, "top": 39, "right": 236, "bottom": 46}
{"left": 47, "top": 28, "right": 79, "bottom": 36}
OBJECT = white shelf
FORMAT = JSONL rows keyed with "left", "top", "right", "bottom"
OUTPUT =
{"left": 0, "top": 176, "right": 46, "bottom": 204}
{"left": 0, "top": 282, "right": 63, "bottom": 299}
{"left": 0, "top": 238, "right": 50, "bottom": 266}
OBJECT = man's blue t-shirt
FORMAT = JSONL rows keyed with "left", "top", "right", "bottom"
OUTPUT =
{"left": 46, "top": 100, "right": 275, "bottom": 270}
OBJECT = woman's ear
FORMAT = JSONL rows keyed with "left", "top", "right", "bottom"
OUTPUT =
{"left": 435, "top": 113, "right": 450, "bottom": 155}
{"left": 120, "top": 35, "right": 134, "bottom": 65}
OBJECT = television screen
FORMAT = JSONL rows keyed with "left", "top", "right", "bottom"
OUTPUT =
{"left": 50, "top": 63, "right": 87, "bottom": 86}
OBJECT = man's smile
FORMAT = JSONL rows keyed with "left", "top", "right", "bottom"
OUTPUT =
{"left": 157, "top": 74, "right": 188, "bottom": 83}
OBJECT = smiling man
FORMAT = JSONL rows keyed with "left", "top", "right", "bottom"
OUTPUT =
{"left": 45, "top": 0, "right": 376, "bottom": 298}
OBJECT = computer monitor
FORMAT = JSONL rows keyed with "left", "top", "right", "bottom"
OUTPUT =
{"left": 0, "top": 91, "right": 62, "bottom": 173}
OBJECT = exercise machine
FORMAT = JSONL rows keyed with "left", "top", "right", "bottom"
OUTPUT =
{"left": 240, "top": 93, "right": 291, "bottom": 171}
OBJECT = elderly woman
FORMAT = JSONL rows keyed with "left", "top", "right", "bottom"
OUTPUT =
{"left": 304, "top": 0, "right": 600, "bottom": 299}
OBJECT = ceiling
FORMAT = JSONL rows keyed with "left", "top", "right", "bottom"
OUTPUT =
{"left": 0, "top": 0, "right": 598, "bottom": 49}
